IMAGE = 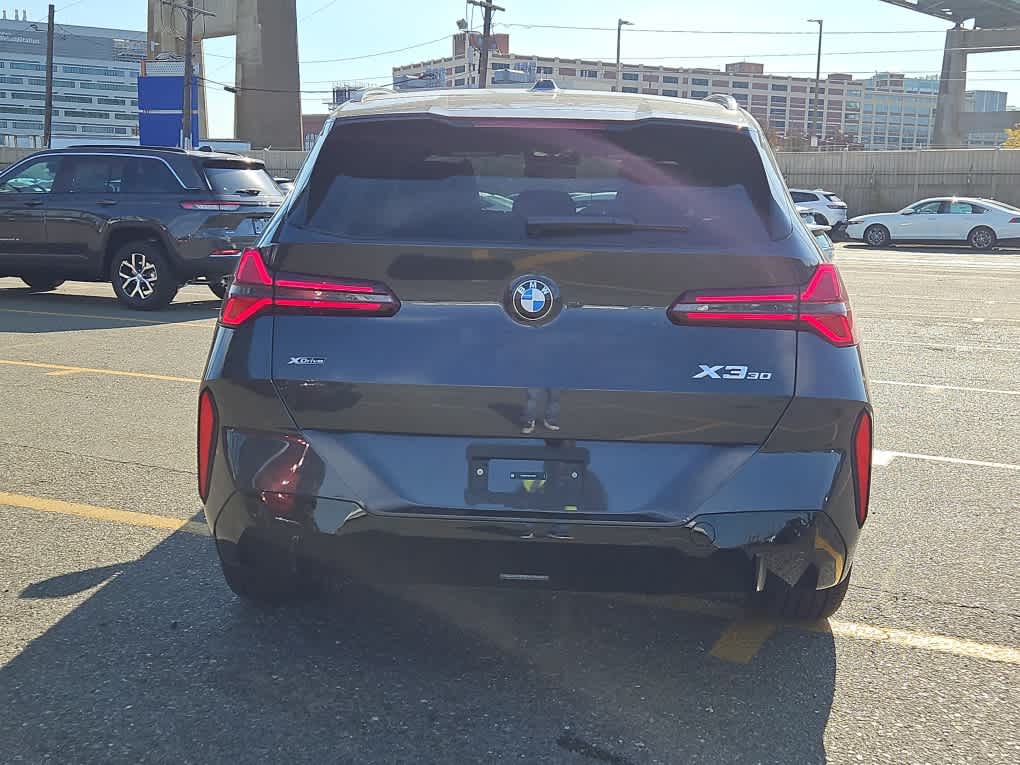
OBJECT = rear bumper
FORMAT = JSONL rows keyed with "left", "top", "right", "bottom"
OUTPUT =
{"left": 175, "top": 235, "right": 257, "bottom": 279}
{"left": 209, "top": 491, "right": 853, "bottom": 594}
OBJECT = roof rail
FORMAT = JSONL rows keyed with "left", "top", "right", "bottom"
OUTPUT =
{"left": 703, "top": 94, "right": 738, "bottom": 111}
{"left": 64, "top": 144, "right": 187, "bottom": 152}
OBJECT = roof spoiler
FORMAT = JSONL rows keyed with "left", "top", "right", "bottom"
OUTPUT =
{"left": 703, "top": 93, "right": 738, "bottom": 111}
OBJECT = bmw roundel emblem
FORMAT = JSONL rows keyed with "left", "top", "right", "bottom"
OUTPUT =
{"left": 512, "top": 278, "right": 556, "bottom": 322}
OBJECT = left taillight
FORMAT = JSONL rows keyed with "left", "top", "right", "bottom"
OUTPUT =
{"left": 852, "top": 409, "right": 873, "bottom": 527}
{"left": 197, "top": 388, "right": 218, "bottom": 503}
{"left": 667, "top": 263, "right": 857, "bottom": 347}
{"left": 219, "top": 248, "right": 400, "bottom": 328}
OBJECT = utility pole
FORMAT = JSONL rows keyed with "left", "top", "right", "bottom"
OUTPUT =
{"left": 42, "top": 3, "right": 54, "bottom": 148}
{"left": 162, "top": 0, "right": 215, "bottom": 149}
{"left": 468, "top": 0, "right": 504, "bottom": 89}
{"left": 808, "top": 18, "right": 823, "bottom": 148}
{"left": 615, "top": 18, "right": 633, "bottom": 93}
{"left": 181, "top": 0, "right": 195, "bottom": 149}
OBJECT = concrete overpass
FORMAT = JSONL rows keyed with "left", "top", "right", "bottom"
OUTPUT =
{"left": 881, "top": 1, "right": 1020, "bottom": 146}
{"left": 146, "top": 0, "right": 302, "bottom": 149}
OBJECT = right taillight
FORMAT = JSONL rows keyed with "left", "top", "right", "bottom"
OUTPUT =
{"left": 852, "top": 409, "right": 872, "bottom": 527}
{"left": 798, "top": 263, "right": 856, "bottom": 346}
{"left": 219, "top": 248, "right": 400, "bottom": 328}
{"left": 668, "top": 263, "right": 856, "bottom": 347}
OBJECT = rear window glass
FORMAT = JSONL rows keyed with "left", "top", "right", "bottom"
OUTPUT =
{"left": 284, "top": 118, "right": 788, "bottom": 248}
{"left": 203, "top": 161, "right": 280, "bottom": 196}
{"left": 823, "top": 193, "right": 842, "bottom": 202}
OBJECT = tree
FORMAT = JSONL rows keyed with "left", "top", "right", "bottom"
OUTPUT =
{"left": 1002, "top": 124, "right": 1020, "bottom": 149}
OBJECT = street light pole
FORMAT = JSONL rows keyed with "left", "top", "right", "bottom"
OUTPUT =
{"left": 808, "top": 18, "right": 823, "bottom": 148}
{"left": 614, "top": 18, "right": 632, "bottom": 92}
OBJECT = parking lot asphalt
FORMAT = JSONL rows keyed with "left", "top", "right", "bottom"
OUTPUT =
{"left": 1, "top": 244, "right": 1018, "bottom": 765}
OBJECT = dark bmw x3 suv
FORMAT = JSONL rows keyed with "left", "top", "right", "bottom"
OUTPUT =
{"left": 199, "top": 86, "right": 873, "bottom": 619}
{"left": 0, "top": 145, "right": 284, "bottom": 308}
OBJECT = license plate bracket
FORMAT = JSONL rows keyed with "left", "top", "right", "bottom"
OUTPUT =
{"left": 465, "top": 444, "right": 589, "bottom": 510}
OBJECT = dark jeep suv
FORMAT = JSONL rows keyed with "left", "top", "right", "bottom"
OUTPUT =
{"left": 0, "top": 145, "right": 284, "bottom": 309}
{"left": 199, "top": 87, "right": 872, "bottom": 619}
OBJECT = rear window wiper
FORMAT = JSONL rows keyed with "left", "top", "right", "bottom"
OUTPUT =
{"left": 234, "top": 188, "right": 262, "bottom": 196}
{"left": 525, "top": 216, "right": 689, "bottom": 236}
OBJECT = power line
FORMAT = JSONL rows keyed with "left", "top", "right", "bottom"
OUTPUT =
{"left": 497, "top": 22, "right": 952, "bottom": 35}
{"left": 299, "top": 0, "right": 340, "bottom": 22}
{"left": 598, "top": 44, "right": 1020, "bottom": 61}
{"left": 199, "top": 75, "right": 335, "bottom": 94}
{"left": 201, "top": 33, "right": 450, "bottom": 65}
{"left": 301, "top": 34, "right": 451, "bottom": 64}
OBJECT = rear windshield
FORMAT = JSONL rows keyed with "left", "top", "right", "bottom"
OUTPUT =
{"left": 283, "top": 117, "right": 789, "bottom": 248}
{"left": 203, "top": 161, "right": 281, "bottom": 196}
{"left": 823, "top": 193, "right": 843, "bottom": 202}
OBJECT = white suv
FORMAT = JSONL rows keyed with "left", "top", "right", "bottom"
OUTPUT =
{"left": 791, "top": 188, "right": 849, "bottom": 230}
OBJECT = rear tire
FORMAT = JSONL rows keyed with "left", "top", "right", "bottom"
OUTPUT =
{"left": 864, "top": 224, "right": 890, "bottom": 248}
{"left": 218, "top": 536, "right": 317, "bottom": 605}
{"left": 220, "top": 561, "right": 311, "bottom": 605}
{"left": 813, "top": 213, "right": 828, "bottom": 227}
{"left": 21, "top": 276, "right": 65, "bottom": 292}
{"left": 753, "top": 569, "right": 852, "bottom": 620}
{"left": 209, "top": 276, "right": 229, "bottom": 300}
{"left": 109, "top": 240, "right": 178, "bottom": 310}
{"left": 968, "top": 226, "right": 996, "bottom": 251}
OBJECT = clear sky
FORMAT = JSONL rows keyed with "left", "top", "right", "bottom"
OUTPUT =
{"left": 21, "top": 0, "right": 1020, "bottom": 137}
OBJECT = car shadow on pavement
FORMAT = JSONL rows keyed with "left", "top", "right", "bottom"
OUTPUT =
{"left": 0, "top": 288, "right": 221, "bottom": 333}
{"left": 1, "top": 528, "right": 836, "bottom": 765}
{"left": 840, "top": 243, "right": 1020, "bottom": 254}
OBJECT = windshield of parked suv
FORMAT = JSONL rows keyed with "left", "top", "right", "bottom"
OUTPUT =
{"left": 285, "top": 118, "right": 788, "bottom": 248}
{"left": 203, "top": 161, "right": 281, "bottom": 196}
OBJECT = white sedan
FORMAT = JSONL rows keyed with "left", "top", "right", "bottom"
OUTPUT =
{"left": 845, "top": 197, "right": 1020, "bottom": 250}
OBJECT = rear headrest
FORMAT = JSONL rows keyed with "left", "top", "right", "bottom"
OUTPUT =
{"left": 512, "top": 190, "right": 576, "bottom": 218}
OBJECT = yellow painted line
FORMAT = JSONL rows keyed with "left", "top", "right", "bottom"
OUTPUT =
{"left": 0, "top": 306, "right": 217, "bottom": 327}
{"left": 0, "top": 306, "right": 166, "bottom": 324}
{"left": 709, "top": 620, "right": 779, "bottom": 663}
{"left": 0, "top": 491, "right": 209, "bottom": 536}
{"left": 0, "top": 359, "right": 200, "bottom": 384}
{"left": 45, "top": 369, "right": 81, "bottom": 377}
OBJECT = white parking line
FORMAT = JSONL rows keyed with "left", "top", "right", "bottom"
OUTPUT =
{"left": 872, "top": 380, "right": 1020, "bottom": 396}
{"left": 865, "top": 339, "right": 1020, "bottom": 353}
{"left": 857, "top": 313, "right": 1020, "bottom": 323}
{"left": 873, "top": 449, "right": 1020, "bottom": 471}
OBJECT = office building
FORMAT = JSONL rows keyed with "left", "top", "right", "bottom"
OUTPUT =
{"left": 966, "top": 89, "right": 1010, "bottom": 146}
{"left": 0, "top": 13, "right": 144, "bottom": 147}
{"left": 391, "top": 37, "right": 1008, "bottom": 150}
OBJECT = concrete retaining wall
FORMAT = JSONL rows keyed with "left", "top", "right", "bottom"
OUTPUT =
{"left": 775, "top": 149, "right": 1020, "bottom": 215}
